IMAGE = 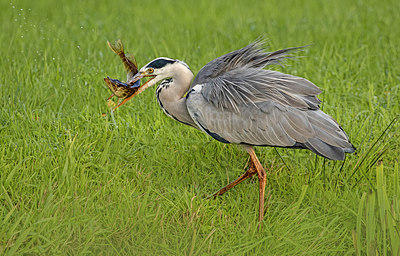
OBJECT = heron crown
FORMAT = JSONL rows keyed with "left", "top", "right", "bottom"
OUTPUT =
{"left": 145, "top": 58, "right": 176, "bottom": 69}
{"left": 144, "top": 57, "right": 190, "bottom": 72}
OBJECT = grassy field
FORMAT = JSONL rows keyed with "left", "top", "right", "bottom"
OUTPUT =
{"left": 1, "top": 0, "right": 399, "bottom": 255}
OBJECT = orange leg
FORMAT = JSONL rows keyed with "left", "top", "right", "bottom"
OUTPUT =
{"left": 246, "top": 146, "right": 267, "bottom": 223}
{"left": 211, "top": 146, "right": 267, "bottom": 222}
{"left": 210, "top": 160, "right": 257, "bottom": 198}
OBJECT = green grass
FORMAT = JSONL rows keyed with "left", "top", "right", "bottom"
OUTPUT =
{"left": 1, "top": 0, "right": 399, "bottom": 254}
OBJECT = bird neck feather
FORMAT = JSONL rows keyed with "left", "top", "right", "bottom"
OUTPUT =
{"left": 163, "top": 63, "right": 194, "bottom": 99}
{"left": 156, "top": 64, "right": 196, "bottom": 127}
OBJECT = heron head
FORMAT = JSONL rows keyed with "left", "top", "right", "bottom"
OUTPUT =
{"left": 129, "top": 57, "right": 176, "bottom": 85}
{"left": 116, "top": 57, "right": 191, "bottom": 108}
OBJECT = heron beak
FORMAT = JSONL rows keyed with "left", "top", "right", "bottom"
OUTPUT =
{"left": 113, "top": 72, "right": 156, "bottom": 110}
{"left": 127, "top": 71, "right": 153, "bottom": 85}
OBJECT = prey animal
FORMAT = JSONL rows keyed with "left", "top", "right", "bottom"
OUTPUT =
{"left": 104, "top": 39, "right": 141, "bottom": 109}
{"left": 117, "top": 40, "right": 356, "bottom": 222}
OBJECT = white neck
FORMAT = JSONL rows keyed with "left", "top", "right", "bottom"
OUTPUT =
{"left": 165, "top": 63, "right": 194, "bottom": 99}
{"left": 156, "top": 63, "right": 197, "bottom": 127}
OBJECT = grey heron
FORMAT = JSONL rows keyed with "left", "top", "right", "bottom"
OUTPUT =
{"left": 120, "top": 41, "right": 356, "bottom": 222}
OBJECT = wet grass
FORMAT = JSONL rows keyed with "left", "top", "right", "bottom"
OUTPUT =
{"left": 1, "top": 0, "right": 399, "bottom": 255}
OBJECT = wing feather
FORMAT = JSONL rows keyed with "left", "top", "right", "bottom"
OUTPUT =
{"left": 192, "top": 40, "right": 304, "bottom": 86}
{"left": 200, "top": 68, "right": 322, "bottom": 113}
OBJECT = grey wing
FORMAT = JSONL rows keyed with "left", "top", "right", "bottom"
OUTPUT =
{"left": 191, "top": 40, "right": 322, "bottom": 112}
{"left": 186, "top": 69, "right": 355, "bottom": 160}
{"left": 200, "top": 68, "right": 322, "bottom": 113}
{"left": 191, "top": 40, "right": 304, "bottom": 88}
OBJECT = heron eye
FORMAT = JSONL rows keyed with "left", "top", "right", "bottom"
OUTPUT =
{"left": 148, "top": 68, "right": 154, "bottom": 74}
